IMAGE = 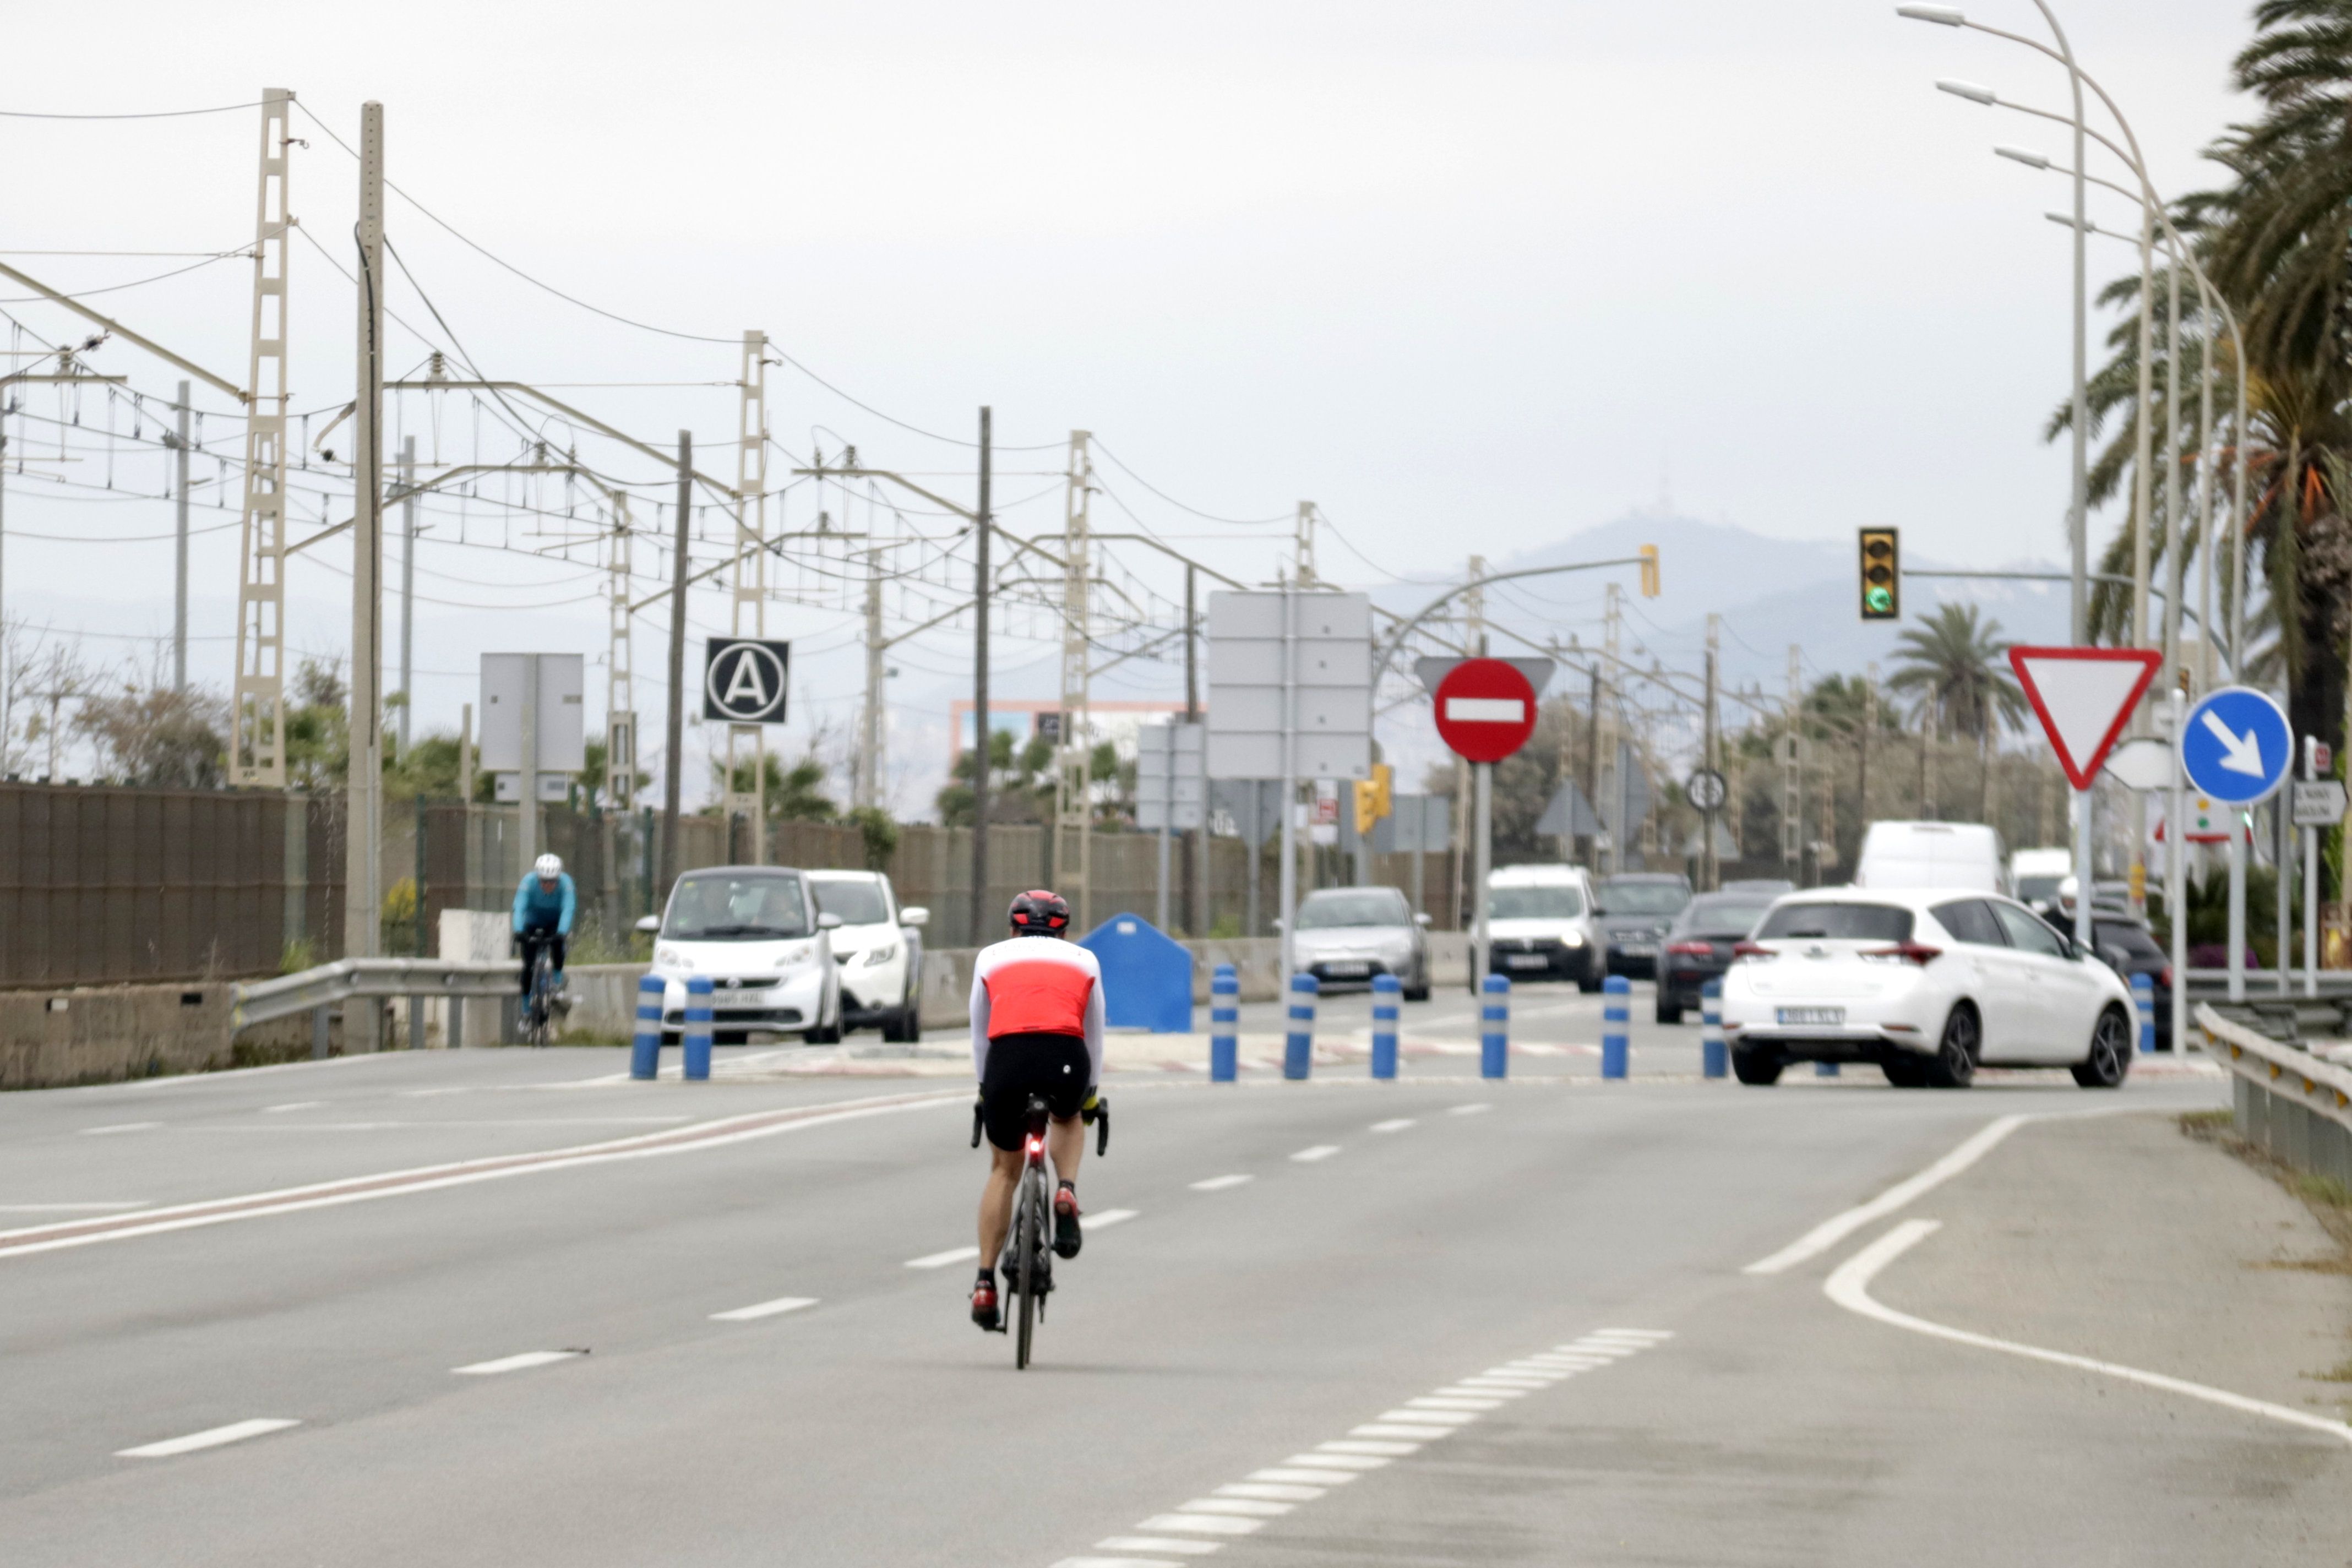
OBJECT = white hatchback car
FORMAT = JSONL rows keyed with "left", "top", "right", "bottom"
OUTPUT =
{"left": 1719, "top": 887, "right": 2134, "bottom": 1090}
{"left": 638, "top": 865, "right": 844, "bottom": 1044}
{"left": 807, "top": 869, "right": 927, "bottom": 1043}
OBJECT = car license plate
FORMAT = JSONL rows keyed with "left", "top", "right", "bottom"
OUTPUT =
{"left": 1324, "top": 962, "right": 1368, "bottom": 977}
{"left": 1618, "top": 943, "right": 1655, "bottom": 956}
{"left": 1776, "top": 1006, "right": 1844, "bottom": 1027}
{"left": 1506, "top": 955, "right": 1548, "bottom": 970}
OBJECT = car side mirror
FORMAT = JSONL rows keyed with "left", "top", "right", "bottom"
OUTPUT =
{"left": 1273, "top": 917, "right": 1286, "bottom": 932}
{"left": 816, "top": 912, "right": 844, "bottom": 931}
{"left": 634, "top": 914, "right": 661, "bottom": 934}
{"left": 1414, "top": 912, "right": 1432, "bottom": 928}
{"left": 900, "top": 906, "right": 929, "bottom": 928}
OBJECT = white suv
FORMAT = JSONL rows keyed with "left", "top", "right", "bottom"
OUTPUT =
{"left": 807, "top": 870, "right": 927, "bottom": 1043}
{"left": 1485, "top": 864, "right": 1603, "bottom": 991}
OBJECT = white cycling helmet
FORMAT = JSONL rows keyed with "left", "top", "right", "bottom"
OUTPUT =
{"left": 533, "top": 853, "right": 563, "bottom": 880}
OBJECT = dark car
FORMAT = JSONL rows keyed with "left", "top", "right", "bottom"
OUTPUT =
{"left": 1656, "top": 891, "right": 1780, "bottom": 1023}
{"left": 1594, "top": 873, "right": 1693, "bottom": 979}
{"left": 2089, "top": 913, "right": 2173, "bottom": 1050}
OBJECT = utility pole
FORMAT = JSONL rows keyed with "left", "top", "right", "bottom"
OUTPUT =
{"left": 1455, "top": 556, "right": 1484, "bottom": 924}
{"left": 605, "top": 492, "right": 636, "bottom": 812}
{"left": 1702, "top": 614, "right": 1719, "bottom": 892}
{"left": 1782, "top": 644, "right": 1802, "bottom": 881}
{"left": 172, "top": 381, "right": 190, "bottom": 692}
{"left": 1186, "top": 562, "right": 1206, "bottom": 937}
{"left": 344, "top": 100, "right": 385, "bottom": 1047}
{"left": 725, "top": 330, "right": 769, "bottom": 862}
{"left": 856, "top": 543, "right": 885, "bottom": 812}
{"left": 661, "top": 432, "right": 691, "bottom": 896}
{"left": 1054, "top": 432, "right": 1093, "bottom": 927}
{"left": 231, "top": 89, "right": 295, "bottom": 787}
{"left": 969, "top": 406, "right": 993, "bottom": 946}
{"left": 397, "top": 435, "right": 415, "bottom": 754}
{"left": 1600, "top": 584, "right": 1623, "bottom": 874}
{"left": 1295, "top": 501, "right": 1319, "bottom": 586}
{"left": 1861, "top": 662, "right": 1877, "bottom": 829}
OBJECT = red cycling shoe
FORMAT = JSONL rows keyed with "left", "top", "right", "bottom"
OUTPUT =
{"left": 1053, "top": 1182, "right": 1083, "bottom": 1259}
{"left": 970, "top": 1274, "right": 1002, "bottom": 1332}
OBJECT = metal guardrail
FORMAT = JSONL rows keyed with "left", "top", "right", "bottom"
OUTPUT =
{"left": 2195, "top": 1003, "right": 2352, "bottom": 1185}
{"left": 232, "top": 958, "right": 517, "bottom": 1054}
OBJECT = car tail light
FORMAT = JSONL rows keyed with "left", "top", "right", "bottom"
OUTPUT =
{"left": 1732, "top": 941, "right": 1772, "bottom": 960}
{"left": 2157, "top": 965, "right": 2172, "bottom": 990}
{"left": 1666, "top": 941, "right": 1714, "bottom": 956}
{"left": 1864, "top": 942, "right": 1943, "bottom": 966}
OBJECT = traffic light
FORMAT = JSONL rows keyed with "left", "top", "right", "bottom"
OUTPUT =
{"left": 1859, "top": 527, "right": 1899, "bottom": 620}
{"left": 1354, "top": 763, "right": 1393, "bottom": 835}
{"left": 1638, "top": 543, "right": 1660, "bottom": 598}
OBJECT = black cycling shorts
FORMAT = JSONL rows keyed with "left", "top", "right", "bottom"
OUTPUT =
{"left": 979, "top": 1031, "right": 1091, "bottom": 1151}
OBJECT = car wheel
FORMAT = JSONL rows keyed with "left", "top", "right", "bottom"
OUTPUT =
{"left": 1576, "top": 963, "right": 1603, "bottom": 994}
{"left": 1655, "top": 999, "right": 1683, "bottom": 1025}
{"left": 1403, "top": 963, "right": 1430, "bottom": 1003}
{"left": 2071, "top": 1005, "right": 2131, "bottom": 1089}
{"left": 1731, "top": 1044, "right": 1783, "bottom": 1085}
{"left": 1926, "top": 1005, "right": 1978, "bottom": 1090}
{"left": 1881, "top": 1055, "right": 1928, "bottom": 1088}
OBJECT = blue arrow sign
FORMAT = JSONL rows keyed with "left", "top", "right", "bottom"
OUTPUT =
{"left": 2179, "top": 685, "right": 2292, "bottom": 805}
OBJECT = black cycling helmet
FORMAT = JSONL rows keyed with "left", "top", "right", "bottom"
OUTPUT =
{"left": 1009, "top": 889, "right": 1071, "bottom": 937}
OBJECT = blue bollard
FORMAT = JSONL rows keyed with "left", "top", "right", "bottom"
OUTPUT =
{"left": 1480, "top": 973, "right": 1510, "bottom": 1079}
{"left": 1701, "top": 978, "right": 1725, "bottom": 1080}
{"left": 1210, "top": 963, "right": 1240, "bottom": 1082}
{"left": 1816, "top": 1059, "right": 1840, "bottom": 1077}
{"left": 2132, "top": 971, "right": 2155, "bottom": 1055}
{"left": 630, "top": 973, "right": 665, "bottom": 1080}
{"left": 683, "top": 974, "right": 714, "bottom": 1081}
{"left": 1371, "top": 972, "right": 1401, "bottom": 1080}
{"left": 1283, "top": 972, "right": 1318, "bottom": 1080}
{"left": 1601, "top": 975, "right": 1630, "bottom": 1080}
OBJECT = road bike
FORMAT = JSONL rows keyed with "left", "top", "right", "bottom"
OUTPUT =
{"left": 519, "top": 938, "right": 558, "bottom": 1048}
{"left": 972, "top": 1092, "right": 1110, "bottom": 1369}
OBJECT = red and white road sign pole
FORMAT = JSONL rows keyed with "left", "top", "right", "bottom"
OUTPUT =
{"left": 2008, "top": 646, "right": 2162, "bottom": 952}
{"left": 1432, "top": 660, "right": 1542, "bottom": 993}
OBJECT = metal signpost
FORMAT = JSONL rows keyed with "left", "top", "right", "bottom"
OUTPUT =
{"left": 1207, "top": 590, "right": 1372, "bottom": 982}
{"left": 2180, "top": 685, "right": 2293, "bottom": 1003}
{"left": 2007, "top": 646, "right": 2163, "bottom": 951}
{"left": 1137, "top": 722, "right": 1205, "bottom": 932}
{"left": 2293, "top": 741, "right": 2343, "bottom": 1000}
{"left": 1421, "top": 656, "right": 1550, "bottom": 992}
{"left": 480, "top": 654, "right": 587, "bottom": 878}
{"left": 1212, "top": 778, "right": 1287, "bottom": 938}
{"left": 703, "top": 637, "right": 791, "bottom": 862}
{"left": 1686, "top": 766, "right": 1727, "bottom": 892}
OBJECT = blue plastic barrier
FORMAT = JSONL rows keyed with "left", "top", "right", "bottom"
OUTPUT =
{"left": 1601, "top": 975, "right": 1629, "bottom": 1080}
{"left": 1079, "top": 914, "right": 1194, "bottom": 1033}
{"left": 1701, "top": 978, "right": 1725, "bottom": 1080}
{"left": 1371, "top": 973, "right": 1401, "bottom": 1080}
{"left": 1210, "top": 963, "right": 1239, "bottom": 1082}
{"left": 1480, "top": 973, "right": 1510, "bottom": 1079}
{"left": 1284, "top": 972, "right": 1318, "bottom": 1080}
{"left": 1816, "top": 1060, "right": 1840, "bottom": 1077}
{"left": 2132, "top": 971, "right": 2155, "bottom": 1055}
{"left": 683, "top": 974, "right": 714, "bottom": 1081}
{"left": 631, "top": 974, "right": 665, "bottom": 1080}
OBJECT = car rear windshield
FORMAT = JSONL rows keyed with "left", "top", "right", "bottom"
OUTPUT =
{"left": 1598, "top": 880, "right": 1690, "bottom": 916}
{"left": 1755, "top": 902, "right": 1915, "bottom": 942}
{"left": 811, "top": 878, "right": 890, "bottom": 926}
{"left": 1296, "top": 891, "right": 1407, "bottom": 929}
{"left": 2094, "top": 921, "right": 2165, "bottom": 960}
{"left": 1676, "top": 897, "right": 1772, "bottom": 936}
{"left": 1489, "top": 885, "right": 1584, "bottom": 920}
{"left": 663, "top": 872, "right": 812, "bottom": 940}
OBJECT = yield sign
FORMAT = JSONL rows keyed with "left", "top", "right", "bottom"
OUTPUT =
{"left": 2007, "top": 645, "right": 2162, "bottom": 791}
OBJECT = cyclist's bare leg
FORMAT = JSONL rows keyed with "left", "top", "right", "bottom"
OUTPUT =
{"left": 977, "top": 1143, "right": 1022, "bottom": 1263}
{"left": 1047, "top": 1113, "right": 1084, "bottom": 1190}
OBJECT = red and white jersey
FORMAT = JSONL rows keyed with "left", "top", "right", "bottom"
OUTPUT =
{"left": 970, "top": 936, "right": 1106, "bottom": 1084}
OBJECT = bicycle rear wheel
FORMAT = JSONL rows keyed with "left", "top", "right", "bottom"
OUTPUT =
{"left": 1014, "top": 1168, "right": 1044, "bottom": 1369}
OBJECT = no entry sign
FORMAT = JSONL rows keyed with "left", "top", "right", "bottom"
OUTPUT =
{"left": 1434, "top": 658, "right": 1538, "bottom": 764}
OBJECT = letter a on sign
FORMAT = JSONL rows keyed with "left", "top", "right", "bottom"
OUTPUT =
{"left": 2006, "top": 645, "right": 2161, "bottom": 790}
{"left": 703, "top": 639, "right": 791, "bottom": 725}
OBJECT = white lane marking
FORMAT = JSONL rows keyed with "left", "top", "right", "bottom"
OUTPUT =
{"left": 1179, "top": 1498, "right": 1293, "bottom": 1518}
{"left": 906, "top": 1246, "right": 982, "bottom": 1270}
{"left": 453, "top": 1350, "right": 582, "bottom": 1375}
{"left": 1375, "top": 1408, "right": 1478, "bottom": 1426}
{"left": 81, "top": 1123, "right": 161, "bottom": 1136}
{"left": 1745, "top": 1114, "right": 2032, "bottom": 1275}
{"left": 1251, "top": 1468, "right": 1359, "bottom": 1485}
{"left": 1217, "top": 1483, "right": 1324, "bottom": 1502}
{"left": 0, "top": 1202, "right": 149, "bottom": 1213}
{"left": 117, "top": 1417, "right": 300, "bottom": 1457}
{"left": 193, "top": 1117, "right": 694, "bottom": 1131}
{"left": 1088, "top": 1208, "right": 1139, "bottom": 1229}
{"left": 1592, "top": 1327, "right": 1675, "bottom": 1341}
{"left": 1317, "top": 1440, "right": 1418, "bottom": 1456}
{"left": 1352, "top": 1423, "right": 1456, "bottom": 1440}
{"left": 260, "top": 1102, "right": 325, "bottom": 1114}
{"left": 1445, "top": 1383, "right": 1530, "bottom": 1397}
{"left": 1289, "top": 1145, "right": 1341, "bottom": 1163}
{"left": 1464, "top": 1374, "right": 1552, "bottom": 1388}
{"left": 1189, "top": 1174, "right": 1254, "bottom": 1191}
{"left": 0, "top": 1088, "right": 966, "bottom": 1264}
{"left": 1448, "top": 1102, "right": 1492, "bottom": 1115}
{"left": 1135, "top": 1515, "right": 1263, "bottom": 1536}
{"left": 1406, "top": 1396, "right": 1504, "bottom": 1411}
{"left": 1093, "top": 1540, "right": 1222, "bottom": 1558}
{"left": 710, "top": 1295, "right": 817, "bottom": 1322}
{"left": 1053, "top": 1558, "right": 1185, "bottom": 1568}
{"left": 1828, "top": 1218, "right": 2352, "bottom": 1446}
{"left": 1369, "top": 1118, "right": 1415, "bottom": 1133}
{"left": 1293, "top": 1452, "right": 1390, "bottom": 1469}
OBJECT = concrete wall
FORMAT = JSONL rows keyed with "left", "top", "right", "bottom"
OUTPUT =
{"left": 0, "top": 982, "right": 314, "bottom": 1091}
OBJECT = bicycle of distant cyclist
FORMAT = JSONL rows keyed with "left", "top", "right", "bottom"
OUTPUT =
{"left": 519, "top": 941, "right": 557, "bottom": 1048}
{"left": 972, "top": 1091, "right": 1109, "bottom": 1369}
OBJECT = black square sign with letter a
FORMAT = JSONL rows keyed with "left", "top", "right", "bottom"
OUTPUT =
{"left": 703, "top": 638, "right": 791, "bottom": 725}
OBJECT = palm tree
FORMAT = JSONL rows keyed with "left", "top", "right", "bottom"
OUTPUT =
{"left": 1886, "top": 605, "right": 2027, "bottom": 821}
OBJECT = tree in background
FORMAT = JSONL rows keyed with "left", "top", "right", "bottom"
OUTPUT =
{"left": 72, "top": 682, "right": 230, "bottom": 787}
{"left": 283, "top": 658, "right": 350, "bottom": 793}
{"left": 1885, "top": 604, "right": 2026, "bottom": 823}
{"left": 714, "top": 748, "right": 840, "bottom": 822}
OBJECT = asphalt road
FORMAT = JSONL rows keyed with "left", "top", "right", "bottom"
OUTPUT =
{"left": 0, "top": 1007, "right": 2335, "bottom": 1566}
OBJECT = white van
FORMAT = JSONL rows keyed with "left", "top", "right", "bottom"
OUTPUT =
{"left": 1485, "top": 863, "right": 1604, "bottom": 991}
{"left": 1854, "top": 821, "right": 2008, "bottom": 895}
{"left": 2009, "top": 847, "right": 2072, "bottom": 913}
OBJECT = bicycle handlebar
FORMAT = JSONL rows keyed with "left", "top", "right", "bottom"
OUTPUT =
{"left": 1084, "top": 1097, "right": 1110, "bottom": 1156}
{"left": 970, "top": 1100, "right": 983, "bottom": 1149}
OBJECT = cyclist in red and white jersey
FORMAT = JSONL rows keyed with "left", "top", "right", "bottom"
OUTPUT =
{"left": 967, "top": 889, "right": 1104, "bottom": 1331}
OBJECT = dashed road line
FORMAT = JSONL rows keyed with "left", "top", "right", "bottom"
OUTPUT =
{"left": 1369, "top": 1118, "right": 1415, "bottom": 1133}
{"left": 710, "top": 1295, "right": 818, "bottom": 1322}
{"left": 906, "top": 1245, "right": 982, "bottom": 1270}
{"left": 1189, "top": 1174, "right": 1253, "bottom": 1191}
{"left": 260, "top": 1102, "right": 325, "bottom": 1114}
{"left": 453, "top": 1349, "right": 583, "bottom": 1375}
{"left": 1447, "top": 1102, "right": 1491, "bottom": 1116}
{"left": 81, "top": 1123, "right": 161, "bottom": 1136}
{"left": 1289, "top": 1145, "right": 1341, "bottom": 1163}
{"left": 116, "top": 1418, "right": 300, "bottom": 1458}
{"left": 1052, "top": 1326, "right": 1672, "bottom": 1566}
{"left": 1089, "top": 1208, "right": 1139, "bottom": 1230}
